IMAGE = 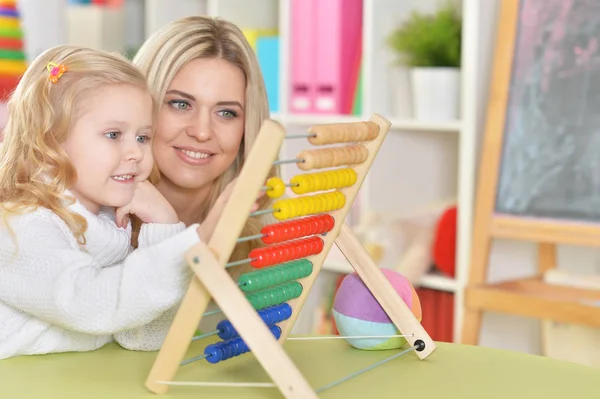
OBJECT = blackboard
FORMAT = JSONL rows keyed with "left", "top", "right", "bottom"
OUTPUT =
{"left": 495, "top": 0, "right": 600, "bottom": 222}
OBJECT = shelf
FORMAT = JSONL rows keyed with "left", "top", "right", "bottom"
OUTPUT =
{"left": 418, "top": 273, "right": 458, "bottom": 292}
{"left": 278, "top": 114, "right": 363, "bottom": 126}
{"left": 465, "top": 277, "right": 600, "bottom": 328}
{"left": 388, "top": 118, "right": 462, "bottom": 133}
{"left": 322, "top": 260, "right": 458, "bottom": 292}
{"left": 271, "top": 113, "right": 462, "bottom": 133}
{"left": 322, "top": 260, "right": 353, "bottom": 274}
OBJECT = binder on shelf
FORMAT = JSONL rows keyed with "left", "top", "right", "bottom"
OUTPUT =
{"left": 346, "top": 34, "right": 362, "bottom": 115}
{"left": 415, "top": 287, "right": 454, "bottom": 342}
{"left": 242, "top": 29, "right": 278, "bottom": 51}
{"left": 257, "top": 36, "right": 280, "bottom": 113}
{"left": 314, "top": 0, "right": 363, "bottom": 115}
{"left": 289, "top": 0, "right": 317, "bottom": 114}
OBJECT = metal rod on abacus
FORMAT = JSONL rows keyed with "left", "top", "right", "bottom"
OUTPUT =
{"left": 191, "top": 330, "right": 219, "bottom": 341}
{"left": 287, "top": 334, "right": 414, "bottom": 341}
{"left": 236, "top": 233, "right": 265, "bottom": 243}
{"left": 248, "top": 208, "right": 279, "bottom": 218}
{"left": 284, "top": 133, "right": 316, "bottom": 139}
{"left": 202, "top": 309, "right": 221, "bottom": 317}
{"left": 180, "top": 353, "right": 208, "bottom": 366}
{"left": 261, "top": 182, "right": 297, "bottom": 191}
{"left": 272, "top": 158, "right": 304, "bottom": 165}
{"left": 225, "top": 258, "right": 253, "bottom": 268}
{"left": 315, "top": 344, "right": 420, "bottom": 394}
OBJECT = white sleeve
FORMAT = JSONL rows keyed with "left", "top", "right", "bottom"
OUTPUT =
{"left": 136, "top": 222, "right": 190, "bottom": 248}
{"left": 112, "top": 222, "right": 196, "bottom": 351}
{"left": 0, "top": 216, "right": 200, "bottom": 336}
{"left": 113, "top": 305, "right": 179, "bottom": 351}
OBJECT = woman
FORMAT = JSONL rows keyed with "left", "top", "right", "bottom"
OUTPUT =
{"left": 133, "top": 16, "right": 278, "bottom": 275}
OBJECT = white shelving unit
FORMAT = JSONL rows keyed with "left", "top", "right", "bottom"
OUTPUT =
{"left": 53, "top": 0, "right": 493, "bottom": 342}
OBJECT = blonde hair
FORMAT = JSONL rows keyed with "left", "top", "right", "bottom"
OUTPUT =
{"left": 0, "top": 44, "right": 151, "bottom": 245}
{"left": 134, "top": 16, "right": 278, "bottom": 271}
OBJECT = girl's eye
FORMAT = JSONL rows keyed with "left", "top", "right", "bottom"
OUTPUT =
{"left": 168, "top": 100, "right": 190, "bottom": 110}
{"left": 218, "top": 109, "right": 238, "bottom": 119}
{"left": 105, "top": 131, "right": 119, "bottom": 139}
{"left": 136, "top": 135, "right": 150, "bottom": 144}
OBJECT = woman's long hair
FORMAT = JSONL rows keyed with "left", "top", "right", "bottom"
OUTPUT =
{"left": 134, "top": 16, "right": 279, "bottom": 277}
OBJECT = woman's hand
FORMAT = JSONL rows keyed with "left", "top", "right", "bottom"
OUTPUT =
{"left": 196, "top": 178, "right": 264, "bottom": 243}
{"left": 115, "top": 181, "right": 179, "bottom": 228}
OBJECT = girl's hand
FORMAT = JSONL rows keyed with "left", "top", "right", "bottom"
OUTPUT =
{"left": 196, "top": 178, "right": 264, "bottom": 243}
{"left": 115, "top": 181, "right": 179, "bottom": 228}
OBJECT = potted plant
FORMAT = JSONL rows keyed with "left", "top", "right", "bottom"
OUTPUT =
{"left": 387, "top": 1, "right": 462, "bottom": 121}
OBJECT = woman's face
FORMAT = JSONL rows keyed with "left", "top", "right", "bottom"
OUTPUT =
{"left": 154, "top": 57, "right": 246, "bottom": 191}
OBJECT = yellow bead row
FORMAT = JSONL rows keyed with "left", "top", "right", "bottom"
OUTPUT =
{"left": 265, "top": 168, "right": 357, "bottom": 199}
{"left": 272, "top": 191, "right": 346, "bottom": 220}
{"left": 290, "top": 168, "right": 357, "bottom": 195}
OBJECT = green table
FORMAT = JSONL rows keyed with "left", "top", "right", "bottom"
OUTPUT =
{"left": 0, "top": 339, "right": 598, "bottom": 398}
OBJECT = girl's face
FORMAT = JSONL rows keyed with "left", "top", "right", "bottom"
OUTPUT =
{"left": 62, "top": 84, "right": 154, "bottom": 213}
{"left": 153, "top": 58, "right": 246, "bottom": 192}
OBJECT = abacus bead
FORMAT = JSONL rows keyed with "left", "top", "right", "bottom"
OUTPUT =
{"left": 290, "top": 174, "right": 308, "bottom": 194}
{"left": 266, "top": 177, "right": 286, "bottom": 198}
{"left": 313, "top": 197, "right": 324, "bottom": 213}
{"left": 298, "top": 151, "right": 314, "bottom": 170}
{"left": 324, "top": 214, "right": 335, "bottom": 230}
{"left": 261, "top": 226, "right": 276, "bottom": 244}
{"left": 348, "top": 168, "right": 358, "bottom": 184}
{"left": 204, "top": 344, "right": 224, "bottom": 363}
{"left": 273, "top": 200, "right": 292, "bottom": 220}
{"left": 217, "top": 320, "right": 237, "bottom": 340}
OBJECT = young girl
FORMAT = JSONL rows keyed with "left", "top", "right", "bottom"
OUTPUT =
{"left": 0, "top": 44, "right": 233, "bottom": 360}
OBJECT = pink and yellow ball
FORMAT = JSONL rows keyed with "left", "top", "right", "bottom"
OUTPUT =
{"left": 332, "top": 269, "right": 422, "bottom": 350}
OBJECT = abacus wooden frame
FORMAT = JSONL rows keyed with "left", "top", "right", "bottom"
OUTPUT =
{"left": 145, "top": 114, "right": 436, "bottom": 398}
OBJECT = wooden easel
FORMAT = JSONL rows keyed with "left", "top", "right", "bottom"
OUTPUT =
{"left": 145, "top": 115, "right": 436, "bottom": 398}
{"left": 461, "top": 0, "right": 600, "bottom": 345}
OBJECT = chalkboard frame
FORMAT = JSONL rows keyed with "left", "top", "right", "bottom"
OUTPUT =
{"left": 462, "top": 0, "right": 600, "bottom": 347}
{"left": 474, "top": 0, "right": 600, "bottom": 248}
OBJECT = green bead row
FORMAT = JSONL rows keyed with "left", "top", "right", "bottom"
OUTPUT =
{"left": 238, "top": 259, "right": 313, "bottom": 293}
{"left": 245, "top": 281, "right": 303, "bottom": 310}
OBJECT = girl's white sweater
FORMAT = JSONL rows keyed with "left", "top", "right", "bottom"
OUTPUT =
{"left": 0, "top": 200, "right": 199, "bottom": 359}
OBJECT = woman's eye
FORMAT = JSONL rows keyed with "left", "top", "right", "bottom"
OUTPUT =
{"left": 169, "top": 100, "right": 190, "bottom": 110}
{"left": 105, "top": 131, "right": 119, "bottom": 139}
{"left": 219, "top": 109, "right": 238, "bottom": 119}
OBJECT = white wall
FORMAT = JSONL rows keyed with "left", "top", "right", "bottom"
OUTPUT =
{"left": 18, "top": 0, "right": 67, "bottom": 61}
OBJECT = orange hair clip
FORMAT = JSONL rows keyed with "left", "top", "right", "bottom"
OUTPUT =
{"left": 46, "top": 61, "right": 67, "bottom": 84}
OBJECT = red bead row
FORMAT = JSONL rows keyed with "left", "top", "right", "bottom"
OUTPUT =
{"left": 249, "top": 236, "right": 324, "bottom": 268}
{"left": 261, "top": 214, "right": 335, "bottom": 244}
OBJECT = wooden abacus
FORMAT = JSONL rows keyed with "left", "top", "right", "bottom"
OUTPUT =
{"left": 145, "top": 114, "right": 436, "bottom": 398}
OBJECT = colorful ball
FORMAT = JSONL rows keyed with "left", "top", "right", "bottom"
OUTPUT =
{"left": 332, "top": 269, "right": 421, "bottom": 350}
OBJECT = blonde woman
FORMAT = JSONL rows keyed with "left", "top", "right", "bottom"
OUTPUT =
{"left": 0, "top": 44, "right": 238, "bottom": 360}
{"left": 133, "top": 16, "right": 278, "bottom": 273}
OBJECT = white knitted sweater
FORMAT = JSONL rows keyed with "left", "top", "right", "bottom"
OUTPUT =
{"left": 0, "top": 200, "right": 200, "bottom": 360}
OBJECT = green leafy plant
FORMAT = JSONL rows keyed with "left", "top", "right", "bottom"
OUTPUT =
{"left": 386, "top": 1, "right": 462, "bottom": 68}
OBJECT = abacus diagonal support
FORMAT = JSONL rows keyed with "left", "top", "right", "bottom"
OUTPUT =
{"left": 144, "top": 119, "right": 287, "bottom": 394}
{"left": 335, "top": 223, "right": 437, "bottom": 359}
{"left": 188, "top": 242, "right": 318, "bottom": 399}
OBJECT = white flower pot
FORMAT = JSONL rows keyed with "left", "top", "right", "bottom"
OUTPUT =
{"left": 410, "top": 67, "right": 460, "bottom": 121}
